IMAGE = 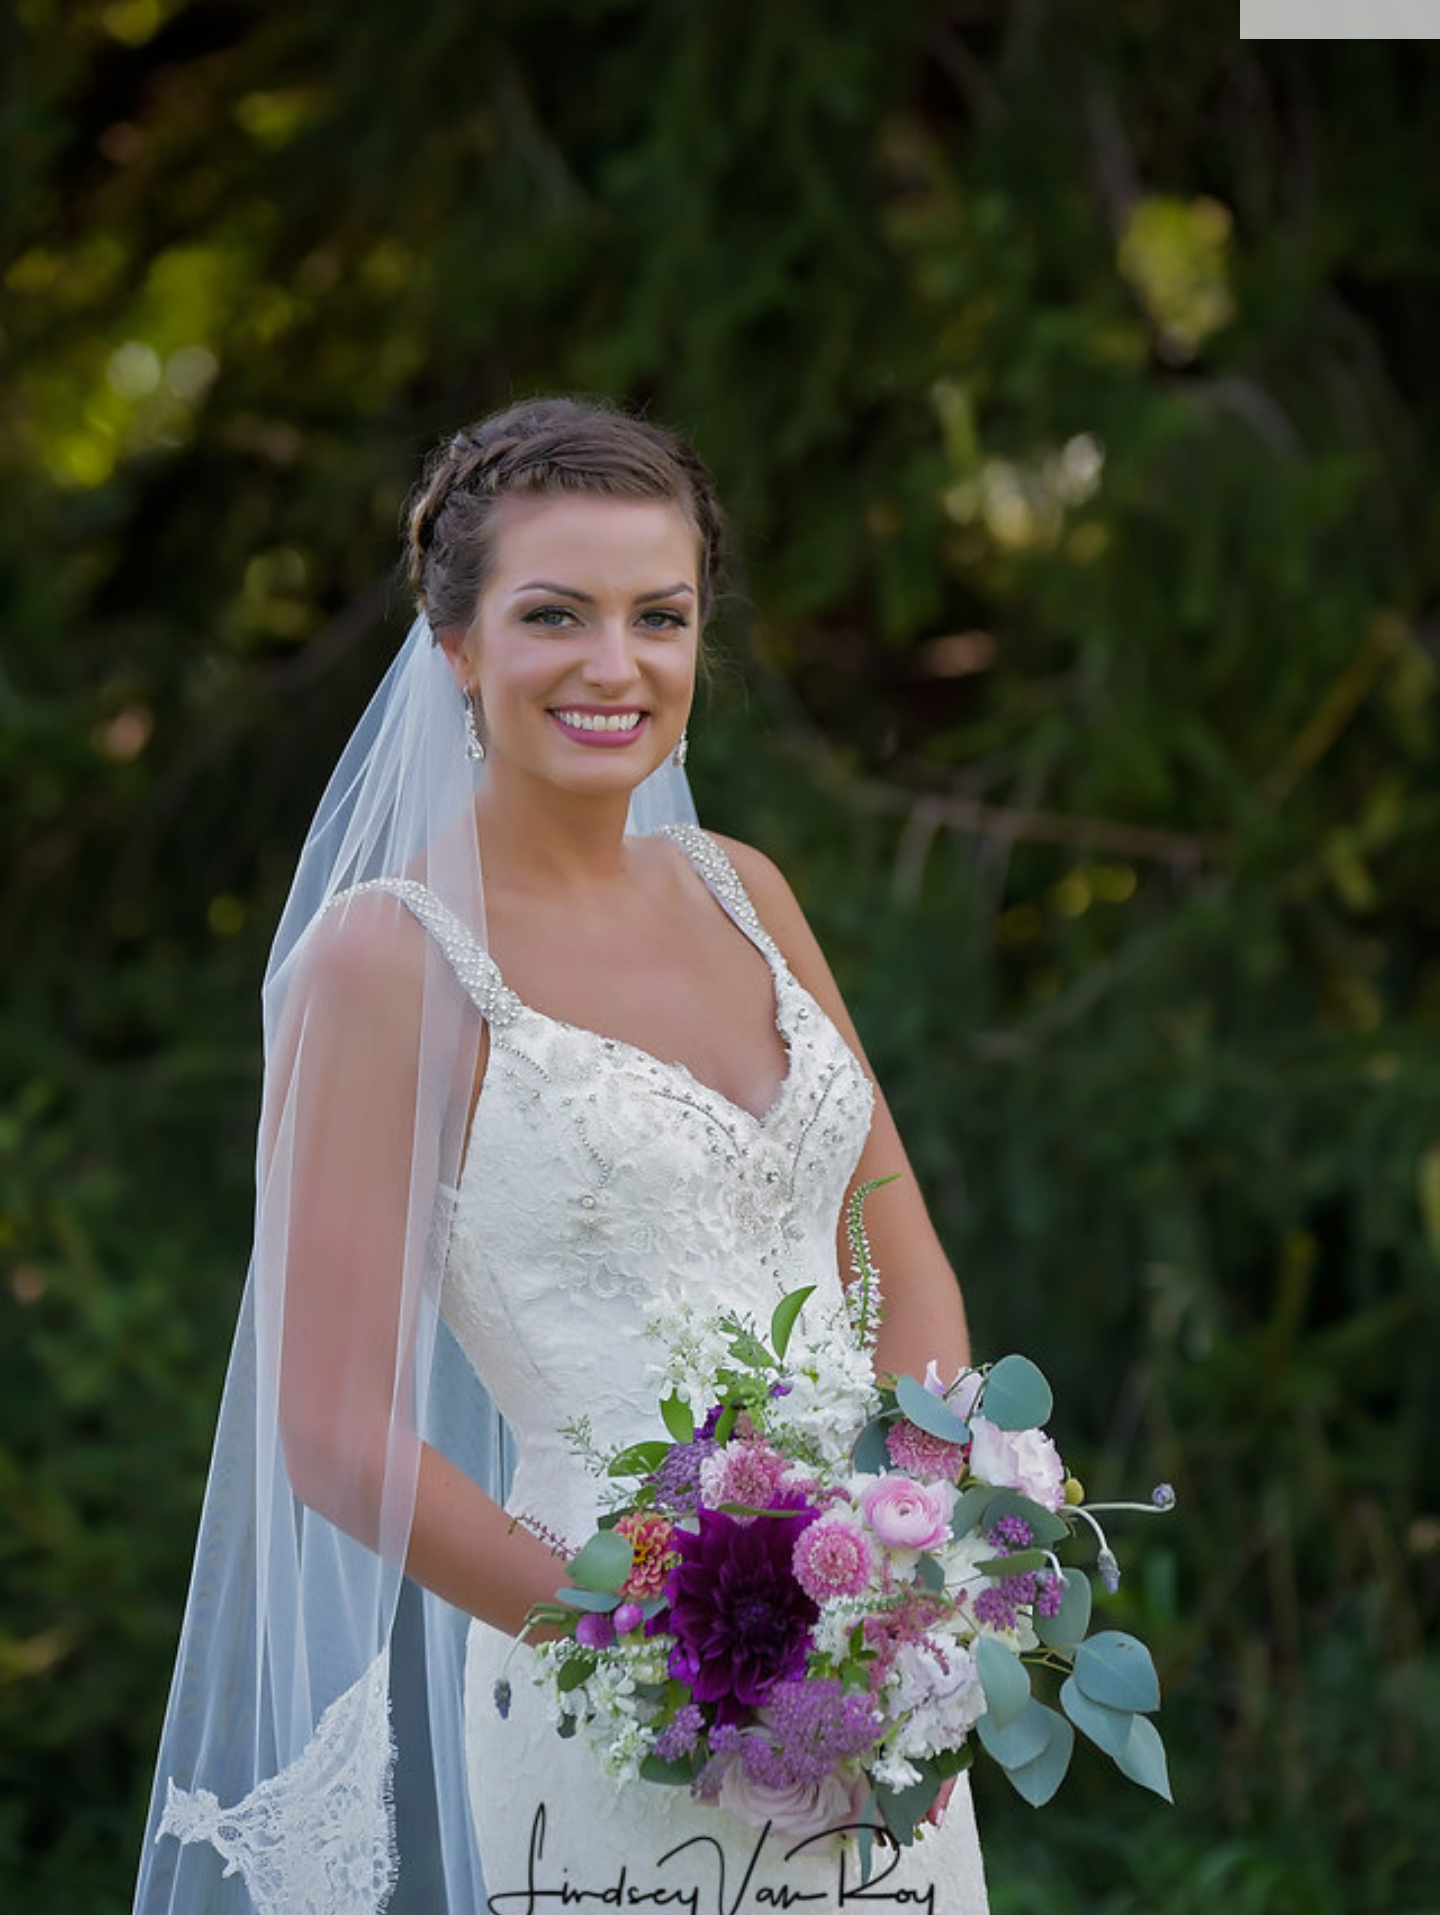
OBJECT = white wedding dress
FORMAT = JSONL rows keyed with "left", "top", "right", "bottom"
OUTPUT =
{"left": 394, "top": 825, "right": 990, "bottom": 1915}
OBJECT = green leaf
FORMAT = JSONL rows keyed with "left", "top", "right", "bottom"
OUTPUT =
{"left": 950, "top": 1485, "right": 999, "bottom": 1538}
{"left": 555, "top": 1586, "right": 621, "bottom": 1612}
{"left": 974, "top": 1489, "right": 1071, "bottom": 1548}
{"left": 1003, "top": 1708, "right": 1075, "bottom": 1807}
{"left": 914, "top": 1552, "right": 946, "bottom": 1594}
{"left": 660, "top": 1394, "right": 695, "bottom": 1445}
{"left": 976, "top": 1633, "right": 1031, "bottom": 1729}
{"left": 1114, "top": 1713, "right": 1174, "bottom": 1802}
{"left": 852, "top": 1414, "right": 894, "bottom": 1474}
{"left": 1036, "top": 1568, "right": 1092, "bottom": 1651}
{"left": 607, "top": 1440, "right": 671, "bottom": 1478}
{"left": 976, "top": 1547, "right": 1050, "bottom": 1578}
{"left": 933, "top": 1742, "right": 975, "bottom": 1780}
{"left": 770, "top": 1285, "right": 815, "bottom": 1361}
{"left": 875, "top": 1764, "right": 942, "bottom": 1844}
{"left": 1073, "top": 1631, "right": 1161, "bottom": 1714}
{"left": 567, "top": 1529, "right": 634, "bottom": 1594}
{"left": 639, "top": 1754, "right": 695, "bottom": 1785}
{"left": 895, "top": 1372, "right": 970, "bottom": 1444}
{"left": 1059, "top": 1674, "right": 1133, "bottom": 1757}
{"left": 556, "top": 1654, "right": 596, "bottom": 1693}
{"left": 976, "top": 1696, "right": 1052, "bottom": 1769}
{"left": 978, "top": 1354, "right": 1054, "bottom": 1430}
{"left": 557, "top": 1716, "right": 577, "bottom": 1740}
{"left": 857, "top": 1813, "right": 875, "bottom": 1887}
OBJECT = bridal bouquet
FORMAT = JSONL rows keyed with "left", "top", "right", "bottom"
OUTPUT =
{"left": 513, "top": 1182, "right": 1175, "bottom": 1852}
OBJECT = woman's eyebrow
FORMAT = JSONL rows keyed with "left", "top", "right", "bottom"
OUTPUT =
{"left": 512, "top": 580, "right": 696, "bottom": 604}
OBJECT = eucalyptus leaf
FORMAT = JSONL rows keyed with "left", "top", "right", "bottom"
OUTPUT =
{"left": 1073, "top": 1631, "right": 1161, "bottom": 1713}
{"left": 976, "top": 1696, "right": 1052, "bottom": 1769}
{"left": 555, "top": 1586, "right": 621, "bottom": 1612}
{"left": 567, "top": 1529, "right": 634, "bottom": 1594}
{"left": 979, "top": 1354, "right": 1054, "bottom": 1431}
{"left": 1059, "top": 1674, "right": 1133, "bottom": 1757}
{"left": 895, "top": 1372, "right": 971, "bottom": 1444}
{"left": 1035, "top": 1568, "right": 1092, "bottom": 1650}
{"left": 1114, "top": 1713, "right": 1174, "bottom": 1802}
{"left": 1002, "top": 1708, "right": 1075, "bottom": 1807}
{"left": 976, "top": 1489, "right": 1071, "bottom": 1548}
{"left": 857, "top": 1815, "right": 874, "bottom": 1888}
{"left": 769, "top": 1285, "right": 815, "bottom": 1361}
{"left": 950, "top": 1485, "right": 999, "bottom": 1538}
{"left": 852, "top": 1415, "right": 894, "bottom": 1475}
{"left": 976, "top": 1546, "right": 1050, "bottom": 1578}
{"left": 914, "top": 1552, "right": 946, "bottom": 1594}
{"left": 659, "top": 1394, "right": 694, "bottom": 1446}
{"left": 976, "top": 1634, "right": 1031, "bottom": 1729}
{"left": 639, "top": 1754, "right": 695, "bottom": 1786}
{"left": 875, "top": 1765, "right": 942, "bottom": 1843}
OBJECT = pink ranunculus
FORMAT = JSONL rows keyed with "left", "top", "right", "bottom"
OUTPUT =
{"left": 923, "top": 1361, "right": 984, "bottom": 1421}
{"left": 967, "top": 1416, "right": 1067, "bottom": 1512}
{"left": 716, "top": 1758, "right": 868, "bottom": 1846}
{"left": 859, "top": 1476, "right": 957, "bottom": 1552}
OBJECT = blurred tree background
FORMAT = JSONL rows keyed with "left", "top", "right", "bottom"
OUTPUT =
{"left": 3, "top": 1, "right": 1439, "bottom": 1909}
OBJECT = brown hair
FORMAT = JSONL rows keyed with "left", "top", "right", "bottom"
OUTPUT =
{"left": 405, "top": 396, "right": 726, "bottom": 638}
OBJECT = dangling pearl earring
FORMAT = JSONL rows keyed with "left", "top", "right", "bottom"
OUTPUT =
{"left": 672, "top": 728, "right": 689, "bottom": 770}
{"left": 463, "top": 689, "right": 485, "bottom": 763}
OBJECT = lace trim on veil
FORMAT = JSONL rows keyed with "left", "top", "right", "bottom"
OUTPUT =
{"left": 157, "top": 1649, "right": 397, "bottom": 1915}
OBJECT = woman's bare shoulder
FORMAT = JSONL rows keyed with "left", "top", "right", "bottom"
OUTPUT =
{"left": 292, "top": 889, "right": 431, "bottom": 1016}
{"left": 703, "top": 832, "right": 820, "bottom": 964}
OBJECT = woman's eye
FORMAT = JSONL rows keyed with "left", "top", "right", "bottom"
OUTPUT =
{"left": 639, "top": 609, "right": 689, "bottom": 631}
{"left": 523, "top": 606, "right": 577, "bottom": 629}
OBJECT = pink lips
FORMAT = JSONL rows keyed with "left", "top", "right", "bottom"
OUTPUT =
{"left": 548, "top": 708, "right": 650, "bottom": 749}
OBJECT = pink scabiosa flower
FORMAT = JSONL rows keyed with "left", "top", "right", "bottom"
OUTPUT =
{"left": 860, "top": 1476, "right": 957, "bottom": 1553}
{"left": 699, "top": 1440, "right": 791, "bottom": 1517}
{"left": 614, "top": 1510, "right": 681, "bottom": 1600}
{"left": 793, "top": 1514, "right": 876, "bottom": 1602}
{"left": 885, "top": 1418, "right": 967, "bottom": 1482}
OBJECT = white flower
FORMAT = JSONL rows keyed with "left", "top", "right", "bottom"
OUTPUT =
{"left": 886, "top": 1635, "right": 987, "bottom": 1761}
{"left": 967, "top": 1417, "right": 1067, "bottom": 1512}
{"left": 869, "top": 1748, "right": 923, "bottom": 1792}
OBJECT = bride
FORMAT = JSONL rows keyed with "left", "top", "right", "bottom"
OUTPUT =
{"left": 135, "top": 397, "right": 990, "bottom": 1913}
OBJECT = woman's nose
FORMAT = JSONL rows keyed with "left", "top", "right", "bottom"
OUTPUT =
{"left": 583, "top": 618, "right": 639, "bottom": 688}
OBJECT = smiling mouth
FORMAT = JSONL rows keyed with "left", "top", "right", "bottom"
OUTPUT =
{"left": 550, "top": 709, "right": 647, "bottom": 733}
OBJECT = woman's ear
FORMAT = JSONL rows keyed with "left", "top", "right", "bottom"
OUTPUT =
{"left": 436, "top": 628, "right": 476, "bottom": 694}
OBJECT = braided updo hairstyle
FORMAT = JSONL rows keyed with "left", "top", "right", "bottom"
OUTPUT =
{"left": 406, "top": 397, "right": 726, "bottom": 640}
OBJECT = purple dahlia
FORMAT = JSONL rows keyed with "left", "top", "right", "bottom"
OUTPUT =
{"left": 665, "top": 1504, "right": 820, "bottom": 1725}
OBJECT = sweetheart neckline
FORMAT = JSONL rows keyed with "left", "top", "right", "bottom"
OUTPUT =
{"left": 491, "top": 956, "right": 805, "bottom": 1133}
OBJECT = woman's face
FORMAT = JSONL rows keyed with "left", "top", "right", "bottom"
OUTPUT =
{"left": 457, "top": 493, "right": 699, "bottom": 800}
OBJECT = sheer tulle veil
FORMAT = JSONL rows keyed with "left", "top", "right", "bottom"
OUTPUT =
{"left": 134, "top": 611, "right": 695, "bottom": 1913}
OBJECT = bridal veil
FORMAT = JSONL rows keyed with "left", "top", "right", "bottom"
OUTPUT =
{"left": 134, "top": 609, "right": 693, "bottom": 1913}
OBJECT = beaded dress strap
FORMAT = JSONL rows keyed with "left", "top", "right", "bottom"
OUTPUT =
{"left": 656, "top": 824, "right": 783, "bottom": 967}
{"left": 329, "top": 878, "right": 520, "bottom": 1027}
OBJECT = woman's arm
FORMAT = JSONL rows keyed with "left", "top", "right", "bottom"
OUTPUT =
{"left": 718, "top": 836, "right": 973, "bottom": 1384}
{"left": 272, "top": 894, "right": 564, "bottom": 1636}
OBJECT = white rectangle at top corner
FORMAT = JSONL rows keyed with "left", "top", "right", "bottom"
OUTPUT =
{"left": 1241, "top": 0, "right": 1439, "bottom": 36}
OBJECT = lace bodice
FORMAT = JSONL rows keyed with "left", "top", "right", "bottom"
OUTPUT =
{"left": 367, "top": 825, "right": 874, "bottom": 1540}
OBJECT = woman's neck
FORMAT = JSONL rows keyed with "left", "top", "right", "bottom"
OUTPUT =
{"left": 474, "top": 773, "right": 636, "bottom": 898}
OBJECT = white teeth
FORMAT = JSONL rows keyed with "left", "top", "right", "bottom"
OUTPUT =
{"left": 553, "top": 710, "right": 644, "bottom": 733}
